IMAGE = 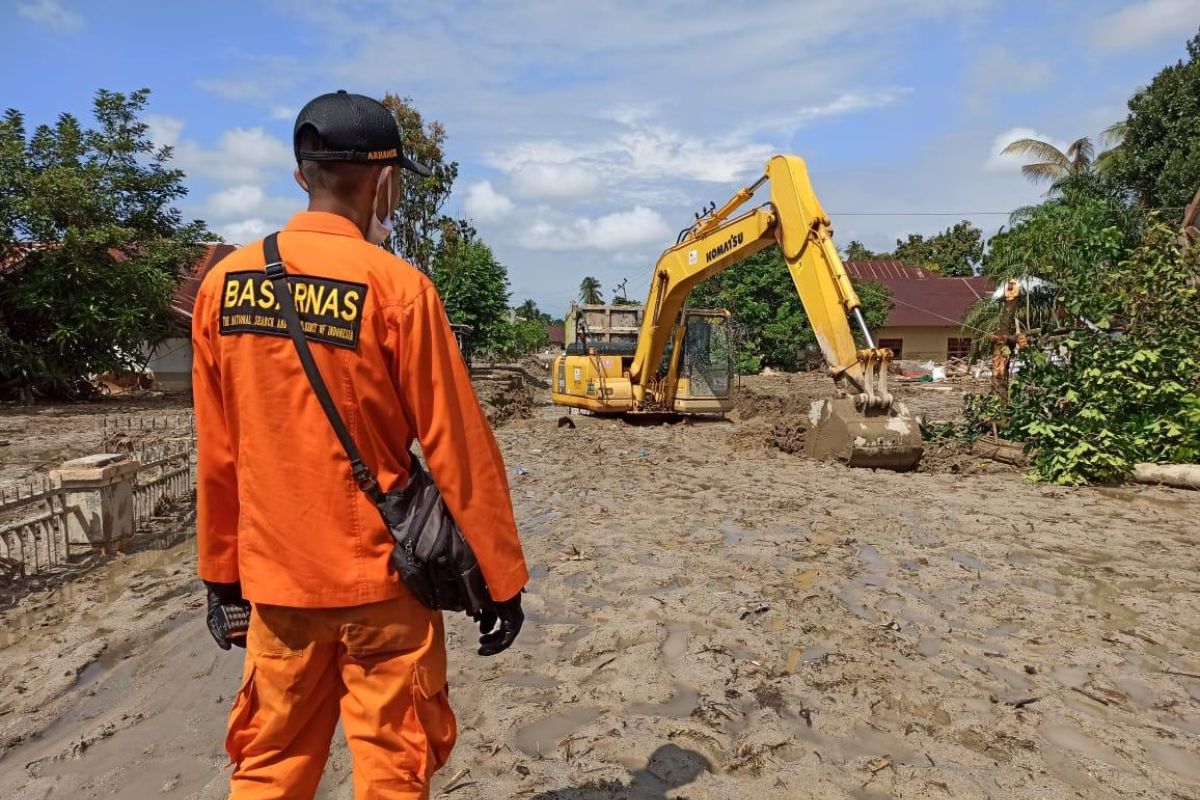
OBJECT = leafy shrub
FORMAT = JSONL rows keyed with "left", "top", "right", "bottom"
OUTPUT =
{"left": 996, "top": 221, "right": 1200, "bottom": 484}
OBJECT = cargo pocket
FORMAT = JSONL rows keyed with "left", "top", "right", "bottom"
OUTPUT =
{"left": 224, "top": 662, "right": 260, "bottom": 767}
{"left": 412, "top": 664, "right": 456, "bottom": 780}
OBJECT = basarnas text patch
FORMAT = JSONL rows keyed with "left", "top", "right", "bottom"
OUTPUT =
{"left": 219, "top": 271, "right": 367, "bottom": 349}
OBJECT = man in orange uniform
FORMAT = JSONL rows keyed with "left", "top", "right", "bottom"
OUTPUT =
{"left": 191, "top": 90, "right": 528, "bottom": 799}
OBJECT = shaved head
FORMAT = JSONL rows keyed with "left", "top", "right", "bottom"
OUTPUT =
{"left": 295, "top": 124, "right": 379, "bottom": 197}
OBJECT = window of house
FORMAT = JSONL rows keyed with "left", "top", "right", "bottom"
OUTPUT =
{"left": 947, "top": 337, "right": 972, "bottom": 360}
{"left": 878, "top": 338, "right": 903, "bottom": 359}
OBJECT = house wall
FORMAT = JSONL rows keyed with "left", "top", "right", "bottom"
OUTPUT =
{"left": 145, "top": 337, "right": 193, "bottom": 391}
{"left": 873, "top": 325, "right": 970, "bottom": 361}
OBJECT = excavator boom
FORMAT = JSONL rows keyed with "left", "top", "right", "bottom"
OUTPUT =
{"left": 553, "top": 154, "right": 924, "bottom": 471}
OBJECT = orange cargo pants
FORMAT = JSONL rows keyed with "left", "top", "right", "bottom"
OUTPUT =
{"left": 225, "top": 597, "right": 456, "bottom": 799}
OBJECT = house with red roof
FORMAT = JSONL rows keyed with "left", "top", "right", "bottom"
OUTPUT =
{"left": 144, "top": 243, "right": 237, "bottom": 389}
{"left": 845, "top": 261, "right": 994, "bottom": 361}
{"left": 3, "top": 241, "right": 237, "bottom": 390}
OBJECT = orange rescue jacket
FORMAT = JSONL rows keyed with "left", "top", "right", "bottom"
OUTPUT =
{"left": 192, "top": 211, "right": 528, "bottom": 607}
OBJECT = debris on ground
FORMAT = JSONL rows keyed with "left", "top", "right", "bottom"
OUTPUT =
{"left": 472, "top": 368, "right": 536, "bottom": 427}
{"left": 0, "top": 373, "right": 1197, "bottom": 799}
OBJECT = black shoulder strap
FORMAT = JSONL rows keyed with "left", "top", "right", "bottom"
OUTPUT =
{"left": 263, "top": 232, "right": 384, "bottom": 502}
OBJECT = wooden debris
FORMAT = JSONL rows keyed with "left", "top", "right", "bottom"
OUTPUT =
{"left": 1132, "top": 463, "right": 1200, "bottom": 490}
{"left": 439, "top": 769, "right": 472, "bottom": 795}
{"left": 1006, "top": 697, "right": 1040, "bottom": 709}
{"left": 971, "top": 436, "right": 1029, "bottom": 467}
{"left": 1070, "top": 686, "right": 1111, "bottom": 706}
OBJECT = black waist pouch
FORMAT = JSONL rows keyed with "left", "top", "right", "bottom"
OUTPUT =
{"left": 376, "top": 452, "right": 490, "bottom": 614}
{"left": 262, "top": 232, "right": 491, "bottom": 616}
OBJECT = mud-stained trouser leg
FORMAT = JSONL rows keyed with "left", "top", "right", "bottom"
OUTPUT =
{"left": 338, "top": 605, "right": 456, "bottom": 799}
{"left": 223, "top": 599, "right": 455, "bottom": 800}
{"left": 226, "top": 609, "right": 341, "bottom": 800}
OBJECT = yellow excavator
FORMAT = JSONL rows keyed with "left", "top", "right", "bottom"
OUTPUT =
{"left": 551, "top": 154, "right": 924, "bottom": 471}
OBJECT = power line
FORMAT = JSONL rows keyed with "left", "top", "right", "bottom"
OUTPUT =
{"left": 827, "top": 205, "right": 1188, "bottom": 217}
{"left": 886, "top": 294, "right": 992, "bottom": 336}
{"left": 830, "top": 211, "right": 1012, "bottom": 216}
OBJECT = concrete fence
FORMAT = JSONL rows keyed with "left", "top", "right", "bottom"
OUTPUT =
{"left": 0, "top": 437, "right": 195, "bottom": 583}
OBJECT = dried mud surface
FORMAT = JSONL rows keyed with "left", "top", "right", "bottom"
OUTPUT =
{"left": 0, "top": 394, "right": 193, "bottom": 487}
{"left": 1, "top": 374, "right": 1198, "bottom": 799}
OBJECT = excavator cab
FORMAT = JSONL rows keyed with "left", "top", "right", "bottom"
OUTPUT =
{"left": 556, "top": 308, "right": 735, "bottom": 416}
{"left": 673, "top": 310, "right": 734, "bottom": 414}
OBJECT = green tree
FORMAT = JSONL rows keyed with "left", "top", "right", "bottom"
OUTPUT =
{"left": 1110, "top": 29, "right": 1200, "bottom": 210}
{"left": 891, "top": 220, "right": 984, "bottom": 277}
{"left": 0, "top": 89, "right": 211, "bottom": 398}
{"left": 380, "top": 94, "right": 459, "bottom": 274}
{"left": 515, "top": 298, "right": 539, "bottom": 320}
{"left": 497, "top": 318, "right": 549, "bottom": 357}
{"left": 841, "top": 240, "right": 885, "bottom": 261}
{"left": 999, "top": 221, "right": 1200, "bottom": 484}
{"left": 689, "top": 245, "right": 891, "bottom": 373}
{"left": 430, "top": 228, "right": 510, "bottom": 357}
{"left": 514, "top": 298, "right": 551, "bottom": 324}
{"left": 981, "top": 173, "right": 1144, "bottom": 286}
{"left": 964, "top": 171, "right": 1200, "bottom": 484}
{"left": 579, "top": 276, "right": 603, "bottom": 304}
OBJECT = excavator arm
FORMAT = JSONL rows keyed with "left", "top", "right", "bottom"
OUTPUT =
{"left": 553, "top": 153, "right": 923, "bottom": 470}
{"left": 630, "top": 155, "right": 892, "bottom": 410}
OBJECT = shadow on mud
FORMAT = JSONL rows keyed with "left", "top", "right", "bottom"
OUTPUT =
{"left": 529, "top": 744, "right": 711, "bottom": 799}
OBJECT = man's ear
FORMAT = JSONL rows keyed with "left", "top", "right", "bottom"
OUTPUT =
{"left": 375, "top": 165, "right": 395, "bottom": 217}
{"left": 294, "top": 167, "right": 309, "bottom": 193}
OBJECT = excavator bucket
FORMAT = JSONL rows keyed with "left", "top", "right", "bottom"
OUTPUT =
{"left": 805, "top": 398, "right": 924, "bottom": 471}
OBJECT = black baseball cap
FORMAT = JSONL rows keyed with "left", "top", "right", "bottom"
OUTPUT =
{"left": 293, "top": 90, "right": 432, "bottom": 177}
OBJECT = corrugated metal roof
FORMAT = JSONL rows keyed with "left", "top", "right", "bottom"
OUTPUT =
{"left": 844, "top": 260, "right": 994, "bottom": 328}
{"left": 844, "top": 260, "right": 933, "bottom": 280}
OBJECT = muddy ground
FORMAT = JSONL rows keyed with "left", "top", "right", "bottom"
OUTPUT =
{"left": 1, "top": 373, "right": 1198, "bottom": 799}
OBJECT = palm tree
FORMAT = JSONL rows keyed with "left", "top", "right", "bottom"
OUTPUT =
{"left": 515, "top": 298, "right": 541, "bottom": 321}
{"left": 579, "top": 276, "right": 603, "bottom": 304}
{"left": 1001, "top": 136, "right": 1096, "bottom": 184}
{"left": 1094, "top": 120, "right": 1127, "bottom": 174}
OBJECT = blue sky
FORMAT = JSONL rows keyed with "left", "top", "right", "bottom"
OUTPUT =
{"left": 3, "top": 0, "right": 1199, "bottom": 314}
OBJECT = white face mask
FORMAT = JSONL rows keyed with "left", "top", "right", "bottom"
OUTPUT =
{"left": 366, "top": 166, "right": 395, "bottom": 246}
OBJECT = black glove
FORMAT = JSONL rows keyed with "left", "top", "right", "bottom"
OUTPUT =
{"left": 472, "top": 591, "right": 524, "bottom": 656}
{"left": 205, "top": 581, "right": 250, "bottom": 651}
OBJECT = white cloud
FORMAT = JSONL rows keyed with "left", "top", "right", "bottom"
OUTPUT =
{"left": 145, "top": 116, "right": 297, "bottom": 239}
{"left": 521, "top": 206, "right": 671, "bottom": 252}
{"left": 219, "top": 218, "right": 274, "bottom": 244}
{"left": 462, "top": 180, "right": 515, "bottom": 223}
{"left": 208, "top": 185, "right": 267, "bottom": 217}
{"left": 207, "top": 184, "right": 295, "bottom": 221}
{"left": 985, "top": 127, "right": 1070, "bottom": 173}
{"left": 493, "top": 120, "right": 766, "bottom": 188}
{"left": 510, "top": 163, "right": 601, "bottom": 200}
{"left": 735, "top": 90, "right": 912, "bottom": 140}
{"left": 146, "top": 115, "right": 184, "bottom": 150}
{"left": 17, "top": 0, "right": 82, "bottom": 32}
{"left": 178, "top": 127, "right": 294, "bottom": 186}
{"left": 146, "top": 116, "right": 294, "bottom": 186}
{"left": 1092, "top": 0, "right": 1200, "bottom": 52}
{"left": 488, "top": 89, "right": 904, "bottom": 207}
